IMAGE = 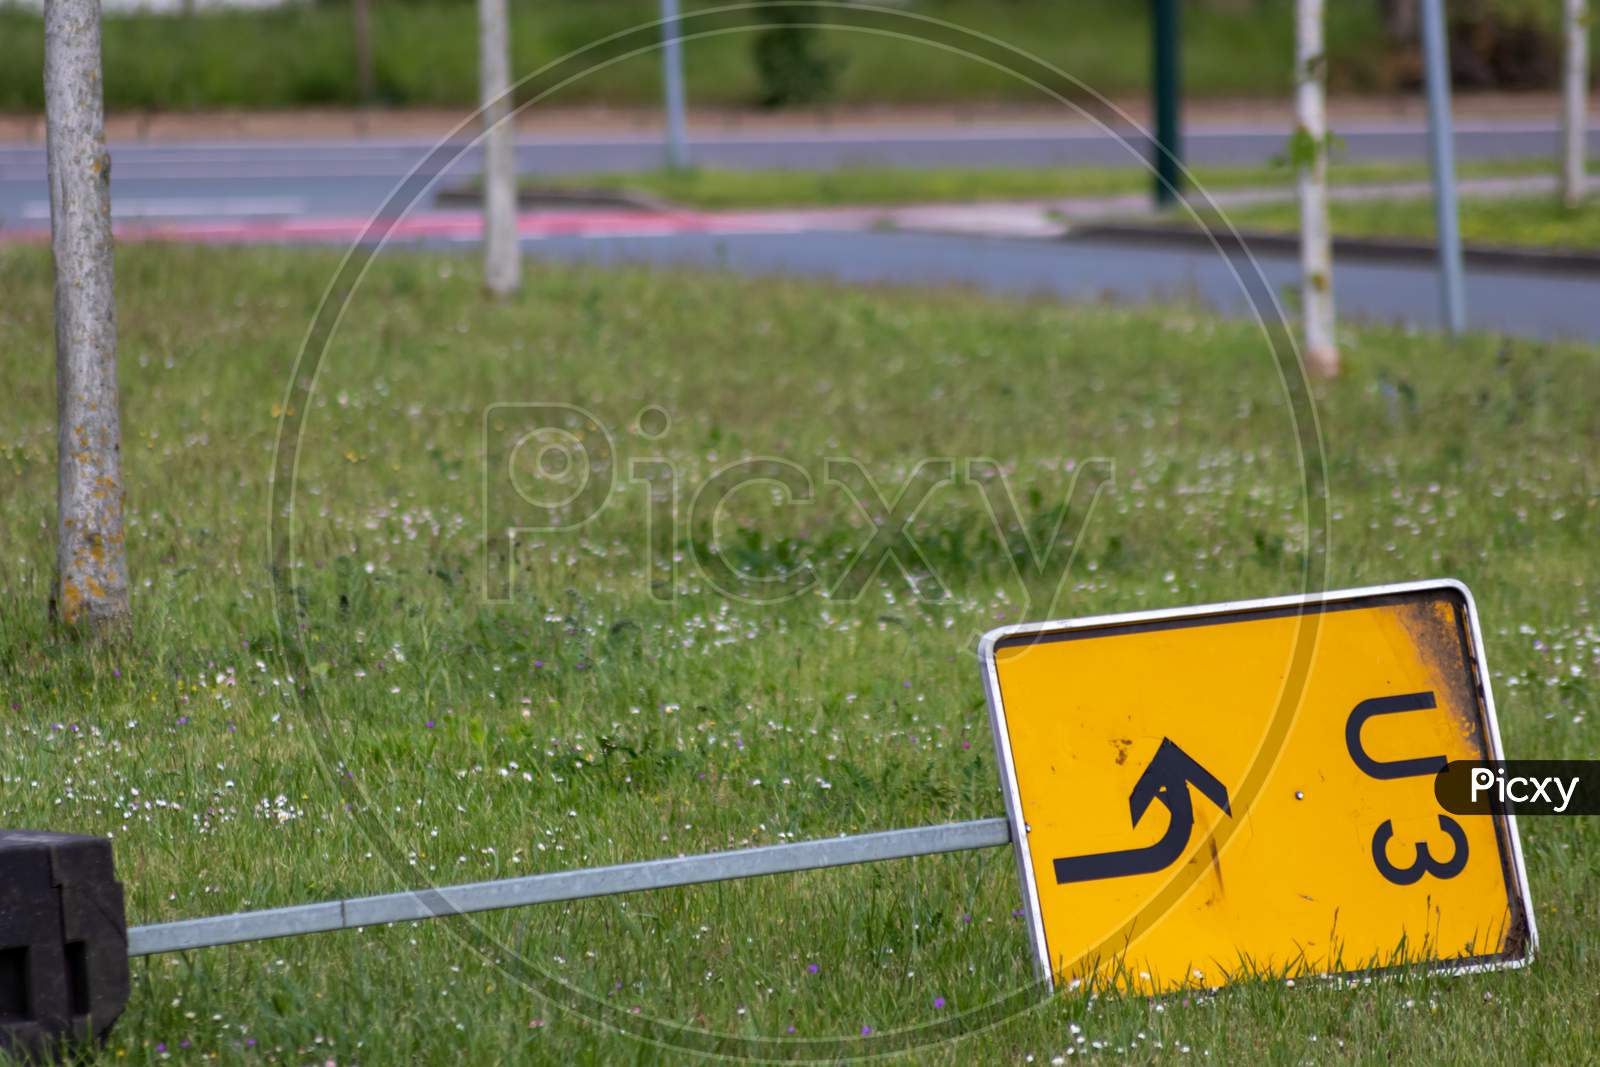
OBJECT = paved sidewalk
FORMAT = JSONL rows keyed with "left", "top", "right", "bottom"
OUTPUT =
{"left": 0, "top": 173, "right": 1564, "bottom": 249}
{"left": 839, "top": 173, "right": 1562, "bottom": 240}
{"left": 1, "top": 94, "right": 1595, "bottom": 143}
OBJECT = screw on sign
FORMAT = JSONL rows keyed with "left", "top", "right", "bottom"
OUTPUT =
{"left": 981, "top": 580, "right": 1536, "bottom": 993}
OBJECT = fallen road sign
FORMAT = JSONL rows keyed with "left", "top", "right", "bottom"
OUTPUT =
{"left": 980, "top": 580, "right": 1536, "bottom": 994}
{"left": 7, "top": 581, "right": 1541, "bottom": 1060}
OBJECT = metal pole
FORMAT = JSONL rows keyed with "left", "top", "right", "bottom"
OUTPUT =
{"left": 126, "top": 818, "right": 1011, "bottom": 957}
{"left": 660, "top": 0, "right": 690, "bottom": 170}
{"left": 1150, "top": 0, "right": 1182, "bottom": 208}
{"left": 1420, "top": 0, "right": 1466, "bottom": 335}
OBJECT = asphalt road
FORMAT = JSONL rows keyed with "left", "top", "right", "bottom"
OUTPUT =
{"left": 2, "top": 117, "right": 1598, "bottom": 226}
{"left": 488, "top": 229, "right": 1600, "bottom": 342}
{"left": 2, "top": 117, "right": 1596, "bottom": 343}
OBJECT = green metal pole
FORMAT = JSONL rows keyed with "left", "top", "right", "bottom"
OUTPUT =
{"left": 1151, "top": 0, "right": 1182, "bottom": 207}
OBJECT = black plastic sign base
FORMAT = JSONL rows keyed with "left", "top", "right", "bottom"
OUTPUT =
{"left": 0, "top": 831, "right": 129, "bottom": 1057}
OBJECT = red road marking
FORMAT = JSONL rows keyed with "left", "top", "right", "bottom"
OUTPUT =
{"left": 0, "top": 207, "right": 877, "bottom": 246}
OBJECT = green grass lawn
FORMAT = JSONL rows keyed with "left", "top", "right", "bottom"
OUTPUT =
{"left": 482, "top": 159, "right": 1552, "bottom": 210}
{"left": 520, "top": 162, "right": 1303, "bottom": 209}
{"left": 0, "top": 0, "right": 1403, "bottom": 112}
{"left": 1214, "top": 194, "right": 1600, "bottom": 253}
{"left": 1, "top": 243, "right": 1597, "bottom": 1064}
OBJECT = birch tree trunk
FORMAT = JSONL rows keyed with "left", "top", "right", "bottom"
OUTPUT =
{"left": 45, "top": 0, "right": 131, "bottom": 633}
{"left": 1295, "top": 0, "right": 1338, "bottom": 379}
{"left": 354, "top": 0, "right": 376, "bottom": 107}
{"left": 1562, "top": 0, "right": 1589, "bottom": 208}
{"left": 478, "top": 0, "right": 520, "bottom": 297}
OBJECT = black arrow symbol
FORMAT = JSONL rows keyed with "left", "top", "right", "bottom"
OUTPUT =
{"left": 1053, "top": 737, "right": 1232, "bottom": 885}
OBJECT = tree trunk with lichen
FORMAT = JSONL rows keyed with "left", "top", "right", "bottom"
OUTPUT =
{"left": 1561, "top": 0, "right": 1589, "bottom": 208}
{"left": 45, "top": 0, "right": 130, "bottom": 635}
{"left": 1379, "top": 0, "right": 1419, "bottom": 43}
{"left": 354, "top": 0, "right": 375, "bottom": 106}
{"left": 1296, "top": 0, "right": 1339, "bottom": 378}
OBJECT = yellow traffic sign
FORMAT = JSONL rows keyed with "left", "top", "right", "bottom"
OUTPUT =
{"left": 980, "top": 581, "right": 1535, "bottom": 994}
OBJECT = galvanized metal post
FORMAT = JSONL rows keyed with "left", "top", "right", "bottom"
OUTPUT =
{"left": 126, "top": 819, "right": 1011, "bottom": 957}
{"left": 660, "top": 0, "right": 690, "bottom": 170}
{"left": 1150, "top": 0, "right": 1182, "bottom": 208}
{"left": 1420, "top": 0, "right": 1466, "bottom": 335}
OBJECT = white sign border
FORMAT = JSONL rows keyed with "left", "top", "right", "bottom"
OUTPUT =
{"left": 977, "top": 578, "right": 1539, "bottom": 993}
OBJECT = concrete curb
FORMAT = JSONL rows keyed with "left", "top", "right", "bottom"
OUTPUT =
{"left": 1066, "top": 221, "right": 1600, "bottom": 275}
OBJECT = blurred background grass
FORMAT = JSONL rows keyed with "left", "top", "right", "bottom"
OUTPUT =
{"left": 0, "top": 0, "right": 1571, "bottom": 113}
